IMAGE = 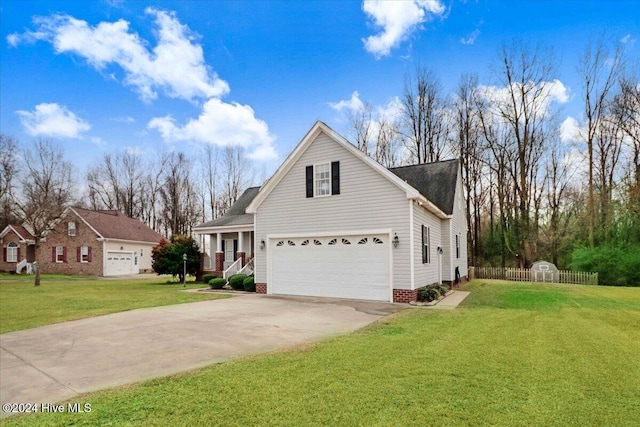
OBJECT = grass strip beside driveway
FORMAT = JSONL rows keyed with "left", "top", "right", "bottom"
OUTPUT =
{"left": 0, "top": 277, "right": 229, "bottom": 333}
{"left": 4, "top": 281, "right": 640, "bottom": 426}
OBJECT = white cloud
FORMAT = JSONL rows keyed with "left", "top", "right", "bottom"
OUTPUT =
{"left": 6, "top": 33, "right": 20, "bottom": 47}
{"left": 560, "top": 116, "right": 584, "bottom": 144}
{"left": 461, "top": 29, "right": 480, "bottom": 45}
{"left": 111, "top": 116, "right": 135, "bottom": 123}
{"left": 124, "top": 146, "right": 142, "bottom": 156}
{"left": 16, "top": 103, "right": 91, "bottom": 139}
{"left": 90, "top": 136, "right": 106, "bottom": 145}
{"left": 619, "top": 34, "right": 636, "bottom": 47}
{"left": 148, "top": 98, "right": 276, "bottom": 161}
{"left": 104, "top": 0, "right": 125, "bottom": 7}
{"left": 15, "top": 8, "right": 277, "bottom": 160}
{"left": 329, "top": 91, "right": 366, "bottom": 113}
{"left": 362, "top": 0, "right": 445, "bottom": 58}
{"left": 376, "top": 96, "right": 404, "bottom": 122}
{"left": 12, "top": 8, "right": 229, "bottom": 102}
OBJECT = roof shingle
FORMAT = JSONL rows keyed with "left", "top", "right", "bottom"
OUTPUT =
{"left": 72, "top": 208, "right": 165, "bottom": 243}
{"left": 389, "top": 159, "right": 459, "bottom": 215}
{"left": 10, "top": 224, "right": 35, "bottom": 241}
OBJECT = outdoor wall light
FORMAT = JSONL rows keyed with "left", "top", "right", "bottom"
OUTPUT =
{"left": 260, "top": 239, "right": 266, "bottom": 250}
{"left": 392, "top": 233, "right": 399, "bottom": 248}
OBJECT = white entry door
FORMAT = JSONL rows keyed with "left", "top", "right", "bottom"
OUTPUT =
{"left": 269, "top": 234, "right": 390, "bottom": 301}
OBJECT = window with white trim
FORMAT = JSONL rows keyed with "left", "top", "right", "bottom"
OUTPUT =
{"left": 7, "top": 242, "right": 18, "bottom": 262}
{"left": 81, "top": 245, "right": 89, "bottom": 263}
{"left": 68, "top": 221, "right": 76, "bottom": 236}
{"left": 314, "top": 163, "right": 331, "bottom": 196}
{"left": 224, "top": 239, "right": 235, "bottom": 262}
{"left": 455, "top": 234, "right": 460, "bottom": 259}
{"left": 422, "top": 225, "right": 430, "bottom": 264}
{"left": 56, "top": 246, "right": 64, "bottom": 263}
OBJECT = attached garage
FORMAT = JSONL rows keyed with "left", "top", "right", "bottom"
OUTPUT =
{"left": 268, "top": 233, "right": 391, "bottom": 301}
{"left": 105, "top": 251, "right": 134, "bottom": 276}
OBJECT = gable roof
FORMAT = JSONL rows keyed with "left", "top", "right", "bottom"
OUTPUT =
{"left": 69, "top": 207, "right": 165, "bottom": 243}
{"left": 0, "top": 224, "right": 35, "bottom": 243}
{"left": 389, "top": 159, "right": 459, "bottom": 215}
{"left": 193, "top": 186, "right": 260, "bottom": 229}
{"left": 246, "top": 121, "right": 450, "bottom": 219}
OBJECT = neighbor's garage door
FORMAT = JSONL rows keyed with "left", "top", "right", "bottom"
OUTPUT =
{"left": 105, "top": 251, "right": 133, "bottom": 276}
{"left": 270, "top": 234, "right": 390, "bottom": 301}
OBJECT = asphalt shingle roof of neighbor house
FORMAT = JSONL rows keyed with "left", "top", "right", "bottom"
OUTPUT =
{"left": 389, "top": 159, "right": 460, "bottom": 215}
{"left": 194, "top": 186, "right": 261, "bottom": 229}
{"left": 72, "top": 207, "right": 165, "bottom": 243}
{"left": 9, "top": 224, "right": 35, "bottom": 241}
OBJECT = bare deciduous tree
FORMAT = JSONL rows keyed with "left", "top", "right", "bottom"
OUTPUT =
{"left": 453, "top": 74, "right": 486, "bottom": 265}
{"left": 202, "top": 144, "right": 219, "bottom": 221}
{"left": 402, "top": 66, "right": 448, "bottom": 163}
{"left": 579, "top": 38, "right": 622, "bottom": 247}
{"left": 217, "top": 146, "right": 251, "bottom": 215}
{"left": 85, "top": 151, "right": 144, "bottom": 218}
{"left": 0, "top": 134, "right": 19, "bottom": 229}
{"left": 16, "top": 140, "right": 74, "bottom": 286}
{"left": 613, "top": 74, "right": 640, "bottom": 236}
{"left": 140, "top": 151, "right": 168, "bottom": 233}
{"left": 544, "top": 139, "right": 575, "bottom": 265}
{"left": 159, "top": 152, "right": 201, "bottom": 237}
{"left": 488, "top": 41, "right": 559, "bottom": 267}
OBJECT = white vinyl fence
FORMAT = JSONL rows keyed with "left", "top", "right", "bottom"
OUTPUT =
{"left": 469, "top": 266, "right": 598, "bottom": 285}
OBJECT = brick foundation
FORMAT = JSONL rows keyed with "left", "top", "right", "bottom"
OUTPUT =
{"left": 256, "top": 283, "right": 267, "bottom": 294}
{"left": 214, "top": 252, "right": 224, "bottom": 272}
{"left": 393, "top": 289, "right": 418, "bottom": 303}
{"left": 237, "top": 251, "right": 246, "bottom": 267}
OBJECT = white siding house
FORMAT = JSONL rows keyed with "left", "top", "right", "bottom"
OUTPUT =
{"left": 195, "top": 121, "right": 467, "bottom": 302}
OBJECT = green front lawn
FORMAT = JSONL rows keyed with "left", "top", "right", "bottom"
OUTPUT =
{"left": 0, "top": 276, "right": 229, "bottom": 334}
{"left": 4, "top": 280, "right": 639, "bottom": 426}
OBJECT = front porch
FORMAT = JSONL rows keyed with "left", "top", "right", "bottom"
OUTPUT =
{"left": 198, "top": 227, "right": 255, "bottom": 278}
{"left": 192, "top": 187, "right": 261, "bottom": 279}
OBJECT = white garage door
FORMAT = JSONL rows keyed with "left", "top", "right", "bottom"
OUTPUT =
{"left": 105, "top": 251, "right": 134, "bottom": 276}
{"left": 270, "top": 234, "right": 390, "bottom": 301}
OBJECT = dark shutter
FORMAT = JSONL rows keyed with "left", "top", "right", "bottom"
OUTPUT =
{"left": 306, "top": 165, "right": 314, "bottom": 198}
{"left": 422, "top": 225, "right": 426, "bottom": 264}
{"left": 331, "top": 161, "right": 340, "bottom": 195}
{"left": 63, "top": 247, "right": 67, "bottom": 263}
{"left": 17, "top": 247, "right": 20, "bottom": 261}
{"left": 88, "top": 246, "right": 92, "bottom": 262}
{"left": 3, "top": 247, "right": 6, "bottom": 262}
{"left": 233, "top": 239, "right": 238, "bottom": 260}
{"left": 77, "top": 247, "right": 81, "bottom": 262}
{"left": 52, "top": 247, "right": 56, "bottom": 262}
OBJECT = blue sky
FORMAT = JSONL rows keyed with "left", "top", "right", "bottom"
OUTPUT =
{"left": 1, "top": 0, "right": 638, "bottom": 181}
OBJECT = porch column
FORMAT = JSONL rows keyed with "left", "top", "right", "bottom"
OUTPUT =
{"left": 215, "top": 232, "right": 224, "bottom": 272}
{"left": 237, "top": 231, "right": 246, "bottom": 266}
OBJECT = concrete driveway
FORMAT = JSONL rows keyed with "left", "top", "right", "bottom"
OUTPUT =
{"left": 0, "top": 294, "right": 403, "bottom": 415}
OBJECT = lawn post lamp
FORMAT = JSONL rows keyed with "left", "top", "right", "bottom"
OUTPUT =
{"left": 182, "top": 253, "right": 187, "bottom": 287}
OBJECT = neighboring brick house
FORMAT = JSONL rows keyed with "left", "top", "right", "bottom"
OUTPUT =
{"left": 36, "top": 207, "right": 165, "bottom": 276}
{"left": 0, "top": 225, "right": 36, "bottom": 273}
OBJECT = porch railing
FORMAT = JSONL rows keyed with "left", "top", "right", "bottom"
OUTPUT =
{"left": 238, "top": 258, "right": 254, "bottom": 276}
{"left": 223, "top": 258, "right": 243, "bottom": 279}
{"left": 16, "top": 259, "right": 34, "bottom": 274}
